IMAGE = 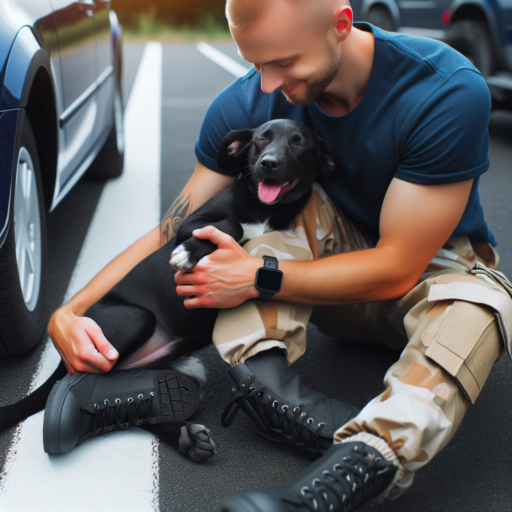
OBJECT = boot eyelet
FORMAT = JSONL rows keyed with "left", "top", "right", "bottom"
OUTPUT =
{"left": 138, "top": 394, "right": 144, "bottom": 399}
{"left": 127, "top": 397, "right": 133, "bottom": 403}
{"left": 318, "top": 422, "right": 325, "bottom": 428}
{"left": 282, "top": 405, "right": 289, "bottom": 412}
{"left": 94, "top": 403, "right": 99, "bottom": 410}
{"left": 136, "top": 420, "right": 143, "bottom": 426}
{"left": 150, "top": 418, "right": 157, "bottom": 424}
{"left": 104, "top": 399, "right": 109, "bottom": 405}
{"left": 293, "top": 407, "right": 300, "bottom": 413}
{"left": 272, "top": 400, "right": 279, "bottom": 408}
{"left": 300, "top": 486, "right": 310, "bottom": 496}
{"left": 115, "top": 398, "right": 121, "bottom": 404}
{"left": 312, "top": 478, "right": 321, "bottom": 487}
{"left": 333, "top": 463, "right": 342, "bottom": 471}
{"left": 249, "top": 386, "right": 255, "bottom": 391}
{"left": 307, "top": 418, "right": 314, "bottom": 425}
{"left": 300, "top": 412, "right": 306, "bottom": 418}
{"left": 149, "top": 392, "right": 155, "bottom": 397}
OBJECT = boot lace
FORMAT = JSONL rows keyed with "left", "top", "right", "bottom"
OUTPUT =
{"left": 221, "top": 385, "right": 328, "bottom": 456}
{"left": 79, "top": 392, "right": 156, "bottom": 444}
{"left": 282, "top": 444, "right": 396, "bottom": 512}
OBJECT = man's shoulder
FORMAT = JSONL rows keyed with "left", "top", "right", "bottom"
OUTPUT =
{"left": 373, "top": 24, "right": 481, "bottom": 83}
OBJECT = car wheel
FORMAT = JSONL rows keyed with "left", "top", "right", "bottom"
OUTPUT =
{"left": 86, "top": 82, "right": 125, "bottom": 180}
{"left": 0, "top": 117, "right": 48, "bottom": 356}
{"left": 445, "top": 20, "right": 496, "bottom": 77}
{"left": 366, "top": 6, "right": 395, "bottom": 32}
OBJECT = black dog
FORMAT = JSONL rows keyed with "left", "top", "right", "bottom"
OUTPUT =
{"left": 0, "top": 119, "right": 337, "bottom": 455}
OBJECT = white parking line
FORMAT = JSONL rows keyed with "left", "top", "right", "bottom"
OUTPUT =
{"left": 0, "top": 42, "right": 162, "bottom": 511}
{"left": 197, "top": 41, "right": 250, "bottom": 78}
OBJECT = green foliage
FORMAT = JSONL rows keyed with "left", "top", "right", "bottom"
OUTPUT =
{"left": 112, "top": 0, "right": 229, "bottom": 28}
{"left": 123, "top": 8, "right": 230, "bottom": 39}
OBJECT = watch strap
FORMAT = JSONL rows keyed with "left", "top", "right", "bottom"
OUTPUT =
{"left": 258, "top": 291, "right": 274, "bottom": 302}
{"left": 263, "top": 255, "right": 278, "bottom": 270}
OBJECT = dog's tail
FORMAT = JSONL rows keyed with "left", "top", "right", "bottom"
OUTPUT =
{"left": 167, "top": 355, "right": 207, "bottom": 390}
{"left": 0, "top": 360, "right": 67, "bottom": 431}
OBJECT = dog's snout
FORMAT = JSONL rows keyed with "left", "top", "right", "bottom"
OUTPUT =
{"left": 260, "top": 155, "right": 281, "bottom": 171}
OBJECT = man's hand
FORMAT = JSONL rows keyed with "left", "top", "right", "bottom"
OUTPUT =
{"left": 48, "top": 307, "right": 119, "bottom": 374}
{"left": 174, "top": 226, "right": 261, "bottom": 309}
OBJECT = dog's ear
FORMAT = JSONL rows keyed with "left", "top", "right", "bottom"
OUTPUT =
{"left": 317, "top": 137, "right": 338, "bottom": 179}
{"left": 217, "top": 129, "right": 255, "bottom": 168}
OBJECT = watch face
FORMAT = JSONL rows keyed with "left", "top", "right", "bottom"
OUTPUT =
{"left": 256, "top": 268, "right": 283, "bottom": 293}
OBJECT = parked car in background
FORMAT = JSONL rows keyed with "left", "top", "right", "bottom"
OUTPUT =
{"left": 352, "top": 0, "right": 512, "bottom": 108}
{"left": 0, "top": 0, "right": 124, "bottom": 356}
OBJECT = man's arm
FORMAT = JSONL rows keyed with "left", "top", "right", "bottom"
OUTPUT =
{"left": 49, "top": 161, "right": 233, "bottom": 374}
{"left": 160, "top": 161, "right": 235, "bottom": 245}
{"left": 175, "top": 177, "right": 474, "bottom": 307}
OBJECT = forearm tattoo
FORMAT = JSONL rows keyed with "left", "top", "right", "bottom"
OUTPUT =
{"left": 161, "top": 192, "right": 192, "bottom": 242}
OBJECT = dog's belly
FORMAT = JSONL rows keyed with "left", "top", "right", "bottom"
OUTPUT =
{"left": 116, "top": 323, "right": 181, "bottom": 370}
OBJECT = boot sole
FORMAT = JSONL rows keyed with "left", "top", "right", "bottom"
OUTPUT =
{"left": 156, "top": 369, "right": 202, "bottom": 422}
{"left": 43, "top": 372, "right": 89, "bottom": 455}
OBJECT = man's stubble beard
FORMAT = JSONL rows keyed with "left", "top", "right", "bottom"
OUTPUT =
{"left": 284, "top": 45, "right": 342, "bottom": 106}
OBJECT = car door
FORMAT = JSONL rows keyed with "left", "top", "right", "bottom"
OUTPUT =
{"left": 398, "top": 0, "right": 446, "bottom": 30}
{"left": 50, "top": 0, "right": 97, "bottom": 189}
{"left": 90, "top": 0, "right": 115, "bottom": 148}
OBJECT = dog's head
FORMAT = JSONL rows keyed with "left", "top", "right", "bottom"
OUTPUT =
{"left": 217, "top": 119, "right": 338, "bottom": 205}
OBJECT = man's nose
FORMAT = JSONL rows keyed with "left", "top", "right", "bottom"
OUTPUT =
{"left": 259, "top": 66, "right": 285, "bottom": 94}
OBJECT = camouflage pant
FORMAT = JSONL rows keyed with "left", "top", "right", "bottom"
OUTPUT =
{"left": 213, "top": 183, "right": 512, "bottom": 499}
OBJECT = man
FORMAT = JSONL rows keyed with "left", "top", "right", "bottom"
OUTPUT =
{"left": 50, "top": 0, "right": 512, "bottom": 510}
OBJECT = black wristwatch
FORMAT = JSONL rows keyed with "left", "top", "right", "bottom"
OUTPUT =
{"left": 255, "top": 256, "right": 283, "bottom": 302}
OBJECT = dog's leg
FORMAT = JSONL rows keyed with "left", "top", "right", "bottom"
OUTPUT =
{"left": 84, "top": 298, "right": 157, "bottom": 368}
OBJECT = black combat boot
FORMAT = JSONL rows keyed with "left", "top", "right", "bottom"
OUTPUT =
{"left": 221, "top": 441, "right": 398, "bottom": 512}
{"left": 43, "top": 365, "right": 215, "bottom": 460}
{"left": 221, "top": 349, "right": 360, "bottom": 458}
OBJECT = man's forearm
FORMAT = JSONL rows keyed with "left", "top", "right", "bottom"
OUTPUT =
{"left": 63, "top": 225, "right": 161, "bottom": 316}
{"left": 276, "top": 245, "right": 422, "bottom": 305}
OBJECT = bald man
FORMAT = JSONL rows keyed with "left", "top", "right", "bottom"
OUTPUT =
{"left": 49, "top": 0, "right": 512, "bottom": 510}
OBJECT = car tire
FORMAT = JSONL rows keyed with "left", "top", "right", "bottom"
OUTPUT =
{"left": 445, "top": 20, "right": 496, "bottom": 77}
{"left": 0, "top": 117, "right": 48, "bottom": 356}
{"left": 366, "top": 6, "right": 395, "bottom": 32}
{"left": 86, "top": 82, "right": 125, "bottom": 180}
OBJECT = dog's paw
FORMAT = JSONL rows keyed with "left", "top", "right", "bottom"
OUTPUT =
{"left": 170, "top": 245, "right": 194, "bottom": 272}
{"left": 178, "top": 422, "right": 217, "bottom": 462}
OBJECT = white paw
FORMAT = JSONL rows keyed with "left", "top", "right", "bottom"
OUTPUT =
{"left": 170, "top": 245, "right": 194, "bottom": 272}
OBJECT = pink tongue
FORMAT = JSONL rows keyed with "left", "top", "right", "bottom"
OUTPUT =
{"left": 258, "top": 179, "right": 283, "bottom": 203}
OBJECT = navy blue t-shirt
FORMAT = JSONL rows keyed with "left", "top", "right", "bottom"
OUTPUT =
{"left": 195, "top": 23, "right": 496, "bottom": 246}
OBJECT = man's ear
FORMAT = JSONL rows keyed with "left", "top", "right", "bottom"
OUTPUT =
{"left": 317, "top": 137, "right": 338, "bottom": 179}
{"left": 217, "top": 129, "right": 255, "bottom": 168}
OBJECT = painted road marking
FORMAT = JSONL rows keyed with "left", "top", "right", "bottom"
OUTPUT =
{"left": 197, "top": 41, "right": 250, "bottom": 78}
{"left": 0, "top": 42, "right": 162, "bottom": 511}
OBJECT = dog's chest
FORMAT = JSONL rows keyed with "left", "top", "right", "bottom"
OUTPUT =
{"left": 240, "top": 220, "right": 272, "bottom": 244}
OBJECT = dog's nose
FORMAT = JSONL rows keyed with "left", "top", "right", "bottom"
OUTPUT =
{"left": 260, "top": 156, "right": 281, "bottom": 171}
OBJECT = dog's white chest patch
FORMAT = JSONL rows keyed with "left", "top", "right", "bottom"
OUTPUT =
{"left": 240, "top": 220, "right": 272, "bottom": 244}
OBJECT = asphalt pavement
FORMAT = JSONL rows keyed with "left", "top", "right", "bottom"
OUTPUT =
{"left": 0, "top": 41, "right": 511, "bottom": 512}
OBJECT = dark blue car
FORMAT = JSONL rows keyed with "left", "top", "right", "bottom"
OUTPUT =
{"left": 0, "top": 1, "right": 123, "bottom": 356}
{"left": 352, "top": 0, "right": 512, "bottom": 107}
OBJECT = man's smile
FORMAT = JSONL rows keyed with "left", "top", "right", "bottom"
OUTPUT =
{"left": 283, "top": 82, "right": 302, "bottom": 94}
